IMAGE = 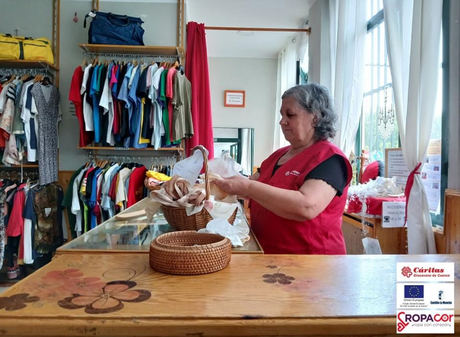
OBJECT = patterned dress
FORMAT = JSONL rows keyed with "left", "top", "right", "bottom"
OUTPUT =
{"left": 0, "top": 186, "right": 6, "bottom": 269}
{"left": 31, "top": 83, "right": 59, "bottom": 185}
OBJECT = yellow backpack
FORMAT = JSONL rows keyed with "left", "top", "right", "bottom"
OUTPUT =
{"left": 0, "top": 34, "right": 54, "bottom": 64}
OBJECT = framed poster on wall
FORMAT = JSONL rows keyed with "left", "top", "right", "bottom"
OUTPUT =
{"left": 224, "top": 90, "right": 245, "bottom": 107}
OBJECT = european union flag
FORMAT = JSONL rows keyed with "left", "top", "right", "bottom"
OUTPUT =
{"left": 404, "top": 285, "right": 424, "bottom": 298}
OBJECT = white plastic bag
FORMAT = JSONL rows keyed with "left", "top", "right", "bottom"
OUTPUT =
{"left": 172, "top": 147, "right": 207, "bottom": 185}
{"left": 208, "top": 155, "right": 241, "bottom": 177}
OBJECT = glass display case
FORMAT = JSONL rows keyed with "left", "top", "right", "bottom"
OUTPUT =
{"left": 57, "top": 198, "right": 263, "bottom": 254}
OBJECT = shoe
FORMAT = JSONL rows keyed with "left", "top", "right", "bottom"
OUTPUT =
{"left": 6, "top": 267, "right": 18, "bottom": 279}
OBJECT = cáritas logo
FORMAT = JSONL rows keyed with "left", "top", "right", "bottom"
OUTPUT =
{"left": 401, "top": 266, "right": 412, "bottom": 278}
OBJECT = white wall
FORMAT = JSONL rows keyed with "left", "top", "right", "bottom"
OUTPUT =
{"left": 208, "top": 57, "right": 277, "bottom": 167}
{"left": 0, "top": 0, "right": 53, "bottom": 38}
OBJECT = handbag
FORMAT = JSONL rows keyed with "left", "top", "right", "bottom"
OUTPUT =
{"left": 84, "top": 11, "right": 145, "bottom": 45}
{"left": 0, "top": 34, "right": 54, "bottom": 64}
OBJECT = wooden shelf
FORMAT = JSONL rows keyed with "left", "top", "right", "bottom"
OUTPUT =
{"left": 78, "top": 146, "right": 183, "bottom": 152}
{"left": 79, "top": 44, "right": 183, "bottom": 57}
{"left": 0, "top": 163, "right": 39, "bottom": 168}
{"left": 0, "top": 60, "right": 59, "bottom": 71}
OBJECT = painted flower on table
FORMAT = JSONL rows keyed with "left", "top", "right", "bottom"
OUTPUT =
{"left": 45, "top": 268, "right": 84, "bottom": 281}
{"left": 0, "top": 293, "right": 39, "bottom": 311}
{"left": 28, "top": 268, "right": 88, "bottom": 299}
{"left": 58, "top": 280, "right": 151, "bottom": 314}
{"left": 59, "top": 276, "right": 107, "bottom": 296}
{"left": 262, "top": 265, "right": 295, "bottom": 285}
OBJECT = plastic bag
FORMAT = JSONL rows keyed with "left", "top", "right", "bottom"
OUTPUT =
{"left": 208, "top": 155, "right": 241, "bottom": 178}
{"left": 172, "top": 147, "right": 207, "bottom": 185}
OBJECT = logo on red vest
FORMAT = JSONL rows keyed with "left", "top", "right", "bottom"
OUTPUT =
{"left": 284, "top": 170, "right": 300, "bottom": 177}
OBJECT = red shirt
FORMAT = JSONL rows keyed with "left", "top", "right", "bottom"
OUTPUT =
{"left": 166, "top": 67, "right": 177, "bottom": 142}
{"left": 6, "top": 184, "right": 26, "bottom": 237}
{"left": 250, "top": 141, "right": 352, "bottom": 254}
{"left": 69, "top": 66, "right": 92, "bottom": 147}
{"left": 127, "top": 166, "right": 147, "bottom": 207}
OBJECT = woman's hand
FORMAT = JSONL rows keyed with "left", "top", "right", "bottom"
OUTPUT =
{"left": 213, "top": 175, "right": 251, "bottom": 198}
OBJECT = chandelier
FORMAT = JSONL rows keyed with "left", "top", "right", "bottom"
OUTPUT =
{"left": 377, "top": 86, "right": 395, "bottom": 139}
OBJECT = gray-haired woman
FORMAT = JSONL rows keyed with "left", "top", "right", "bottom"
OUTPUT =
{"left": 214, "top": 83, "right": 352, "bottom": 254}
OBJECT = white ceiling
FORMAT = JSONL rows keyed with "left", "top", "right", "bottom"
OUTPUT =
{"left": 186, "top": 0, "right": 315, "bottom": 59}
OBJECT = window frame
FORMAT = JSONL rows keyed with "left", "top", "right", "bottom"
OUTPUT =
{"left": 355, "top": 3, "right": 449, "bottom": 227}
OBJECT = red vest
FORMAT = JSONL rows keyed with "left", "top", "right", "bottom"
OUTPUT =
{"left": 251, "top": 141, "right": 352, "bottom": 254}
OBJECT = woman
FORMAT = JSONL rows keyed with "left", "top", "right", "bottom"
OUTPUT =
{"left": 214, "top": 84, "right": 352, "bottom": 254}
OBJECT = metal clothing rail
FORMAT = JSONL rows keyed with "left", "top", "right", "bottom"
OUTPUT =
{"left": 204, "top": 26, "right": 311, "bottom": 34}
{"left": 0, "top": 67, "right": 55, "bottom": 77}
{"left": 87, "top": 150, "right": 178, "bottom": 167}
{"left": 82, "top": 51, "right": 179, "bottom": 63}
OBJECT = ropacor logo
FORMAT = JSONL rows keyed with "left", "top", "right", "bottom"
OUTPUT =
{"left": 397, "top": 311, "right": 454, "bottom": 332}
{"left": 401, "top": 266, "right": 413, "bottom": 278}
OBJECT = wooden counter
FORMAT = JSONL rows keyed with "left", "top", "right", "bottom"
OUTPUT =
{"left": 342, "top": 212, "right": 407, "bottom": 254}
{"left": 0, "top": 253, "right": 458, "bottom": 336}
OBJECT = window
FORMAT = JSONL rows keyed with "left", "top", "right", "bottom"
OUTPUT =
{"left": 357, "top": 0, "right": 445, "bottom": 224}
{"left": 359, "top": 0, "right": 399, "bottom": 163}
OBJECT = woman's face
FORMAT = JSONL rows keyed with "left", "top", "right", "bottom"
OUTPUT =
{"left": 279, "top": 96, "right": 316, "bottom": 146}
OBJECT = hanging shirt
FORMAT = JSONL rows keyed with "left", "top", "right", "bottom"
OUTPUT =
{"left": 128, "top": 66, "right": 147, "bottom": 148}
{"left": 20, "top": 81, "right": 37, "bottom": 162}
{"left": 80, "top": 64, "right": 94, "bottom": 131}
{"left": 149, "top": 65, "right": 163, "bottom": 149}
{"left": 23, "top": 188, "right": 36, "bottom": 264}
{"left": 115, "top": 167, "right": 132, "bottom": 211}
{"left": 117, "top": 63, "right": 133, "bottom": 147}
{"left": 70, "top": 66, "right": 92, "bottom": 147}
{"left": 71, "top": 167, "right": 87, "bottom": 235}
{"left": 110, "top": 64, "right": 120, "bottom": 137}
{"left": 5, "top": 183, "right": 26, "bottom": 237}
{"left": 166, "top": 67, "right": 177, "bottom": 143}
{"left": 159, "top": 70, "right": 170, "bottom": 146}
{"left": 89, "top": 64, "right": 101, "bottom": 143}
{"left": 99, "top": 64, "right": 115, "bottom": 145}
{"left": 172, "top": 71, "right": 194, "bottom": 141}
{"left": 127, "top": 166, "right": 147, "bottom": 207}
{"left": 101, "top": 163, "right": 120, "bottom": 212}
{"left": 62, "top": 165, "right": 84, "bottom": 239}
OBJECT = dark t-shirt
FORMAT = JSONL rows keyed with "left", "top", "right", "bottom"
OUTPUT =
{"left": 272, "top": 154, "right": 348, "bottom": 196}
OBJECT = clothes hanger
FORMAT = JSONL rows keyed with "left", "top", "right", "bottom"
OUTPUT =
{"left": 3, "top": 74, "right": 16, "bottom": 85}
{"left": 33, "top": 74, "right": 43, "bottom": 83}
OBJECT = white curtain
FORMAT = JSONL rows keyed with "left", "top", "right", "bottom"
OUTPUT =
{"left": 384, "top": 0, "right": 442, "bottom": 254}
{"left": 273, "top": 39, "right": 297, "bottom": 151}
{"left": 240, "top": 128, "right": 252, "bottom": 176}
{"left": 328, "top": 0, "right": 367, "bottom": 157}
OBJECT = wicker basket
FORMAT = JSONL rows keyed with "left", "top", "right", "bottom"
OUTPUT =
{"left": 161, "top": 145, "right": 237, "bottom": 231}
{"left": 149, "top": 231, "right": 232, "bottom": 275}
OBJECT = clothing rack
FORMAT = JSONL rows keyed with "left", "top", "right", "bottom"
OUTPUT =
{"left": 0, "top": 67, "right": 55, "bottom": 78}
{"left": 81, "top": 51, "right": 179, "bottom": 63}
{"left": 0, "top": 166, "right": 39, "bottom": 182}
{"left": 87, "top": 150, "right": 178, "bottom": 169}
